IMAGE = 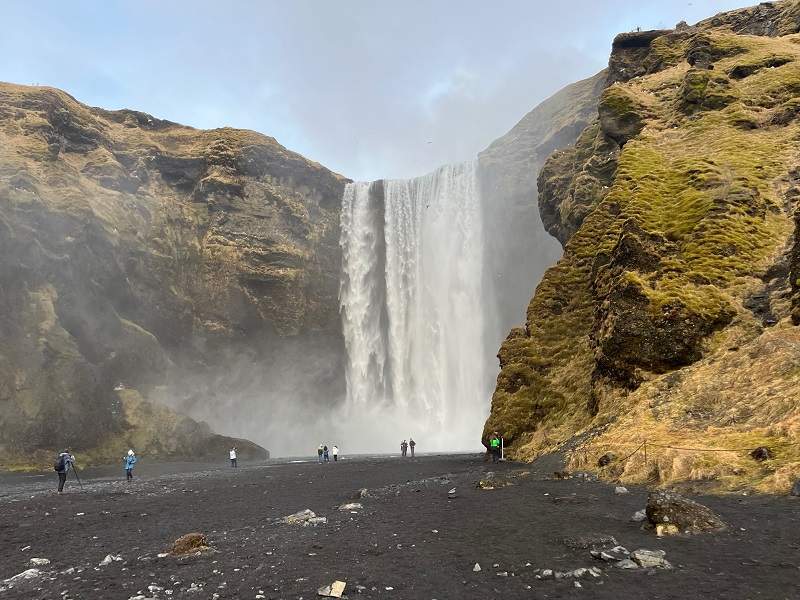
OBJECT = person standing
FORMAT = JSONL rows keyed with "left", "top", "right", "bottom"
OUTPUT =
{"left": 323, "top": 445, "right": 330, "bottom": 462}
{"left": 489, "top": 432, "right": 502, "bottom": 463}
{"left": 55, "top": 449, "right": 75, "bottom": 494}
{"left": 124, "top": 449, "right": 138, "bottom": 481}
{"left": 332, "top": 445, "right": 339, "bottom": 462}
{"left": 400, "top": 440, "right": 408, "bottom": 457}
{"left": 229, "top": 447, "right": 238, "bottom": 468}
{"left": 409, "top": 438, "right": 416, "bottom": 458}
{"left": 317, "top": 444, "right": 324, "bottom": 464}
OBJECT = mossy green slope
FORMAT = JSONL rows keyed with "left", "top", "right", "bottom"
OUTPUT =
{"left": 485, "top": 2, "right": 800, "bottom": 492}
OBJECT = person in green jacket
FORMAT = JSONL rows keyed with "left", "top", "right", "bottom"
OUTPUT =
{"left": 489, "top": 433, "right": 502, "bottom": 463}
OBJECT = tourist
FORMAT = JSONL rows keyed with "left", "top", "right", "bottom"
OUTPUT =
{"left": 229, "top": 446, "right": 237, "bottom": 468}
{"left": 409, "top": 438, "right": 416, "bottom": 458}
{"left": 400, "top": 440, "right": 408, "bottom": 457}
{"left": 55, "top": 449, "right": 75, "bottom": 494}
{"left": 317, "top": 444, "right": 324, "bottom": 463}
{"left": 323, "top": 445, "right": 330, "bottom": 462}
{"left": 490, "top": 432, "right": 502, "bottom": 463}
{"left": 332, "top": 445, "right": 339, "bottom": 462}
{"left": 124, "top": 449, "right": 138, "bottom": 480}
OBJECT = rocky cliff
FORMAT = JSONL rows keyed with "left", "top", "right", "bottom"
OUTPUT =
{"left": 0, "top": 82, "right": 347, "bottom": 467}
{"left": 478, "top": 71, "right": 607, "bottom": 350}
{"left": 485, "top": 0, "right": 800, "bottom": 492}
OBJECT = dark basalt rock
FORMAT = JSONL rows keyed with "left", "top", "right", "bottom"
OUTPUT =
{"left": 646, "top": 491, "right": 726, "bottom": 534}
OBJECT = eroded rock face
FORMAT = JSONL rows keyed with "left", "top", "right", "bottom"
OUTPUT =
{"left": 0, "top": 83, "right": 345, "bottom": 463}
{"left": 485, "top": 2, "right": 800, "bottom": 488}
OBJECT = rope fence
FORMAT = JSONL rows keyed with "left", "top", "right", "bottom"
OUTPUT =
{"left": 573, "top": 438, "right": 769, "bottom": 475}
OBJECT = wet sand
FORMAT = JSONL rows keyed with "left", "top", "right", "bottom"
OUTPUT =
{"left": 1, "top": 454, "right": 799, "bottom": 599}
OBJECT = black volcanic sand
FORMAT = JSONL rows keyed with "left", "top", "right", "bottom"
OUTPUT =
{"left": 1, "top": 455, "right": 799, "bottom": 599}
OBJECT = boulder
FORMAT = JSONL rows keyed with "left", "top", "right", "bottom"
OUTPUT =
{"left": 791, "top": 480, "right": 800, "bottom": 497}
{"left": 749, "top": 447, "right": 772, "bottom": 462}
{"left": 597, "top": 452, "right": 615, "bottom": 467}
{"left": 631, "top": 549, "right": 672, "bottom": 569}
{"left": 170, "top": 533, "right": 210, "bottom": 556}
{"left": 646, "top": 491, "right": 726, "bottom": 534}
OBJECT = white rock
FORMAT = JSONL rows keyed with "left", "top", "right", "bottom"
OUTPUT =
{"left": 631, "top": 509, "right": 647, "bottom": 522}
{"left": 29, "top": 558, "right": 50, "bottom": 566}
{"left": 473, "top": 563, "right": 481, "bottom": 572}
{"left": 3, "top": 568, "right": 41, "bottom": 584}
{"left": 614, "top": 486, "right": 629, "bottom": 495}
{"left": 99, "top": 554, "right": 123, "bottom": 567}
{"left": 338, "top": 503, "right": 362, "bottom": 511}
{"left": 631, "top": 549, "right": 672, "bottom": 570}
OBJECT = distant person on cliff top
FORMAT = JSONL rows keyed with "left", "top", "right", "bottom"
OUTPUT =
{"left": 332, "top": 445, "right": 339, "bottom": 462}
{"left": 317, "top": 444, "right": 324, "bottom": 463}
{"left": 229, "top": 447, "right": 237, "bottom": 468}
{"left": 124, "top": 449, "right": 138, "bottom": 481}
{"left": 409, "top": 438, "right": 416, "bottom": 458}
{"left": 401, "top": 440, "right": 408, "bottom": 457}
{"left": 54, "top": 449, "right": 75, "bottom": 494}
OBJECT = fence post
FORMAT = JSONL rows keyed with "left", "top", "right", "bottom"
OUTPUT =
{"left": 643, "top": 440, "right": 648, "bottom": 470}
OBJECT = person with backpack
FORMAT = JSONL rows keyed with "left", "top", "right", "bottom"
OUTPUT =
{"left": 409, "top": 438, "right": 416, "bottom": 458}
{"left": 54, "top": 449, "right": 75, "bottom": 493}
{"left": 124, "top": 449, "right": 138, "bottom": 481}
{"left": 332, "top": 445, "right": 339, "bottom": 462}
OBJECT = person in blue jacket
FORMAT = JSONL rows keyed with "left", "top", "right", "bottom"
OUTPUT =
{"left": 124, "top": 449, "right": 138, "bottom": 481}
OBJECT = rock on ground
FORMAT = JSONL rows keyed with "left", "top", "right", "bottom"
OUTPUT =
{"left": 170, "top": 533, "right": 210, "bottom": 555}
{"left": 646, "top": 491, "right": 726, "bottom": 534}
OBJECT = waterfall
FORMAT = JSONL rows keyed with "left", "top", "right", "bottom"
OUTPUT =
{"left": 339, "top": 161, "right": 489, "bottom": 451}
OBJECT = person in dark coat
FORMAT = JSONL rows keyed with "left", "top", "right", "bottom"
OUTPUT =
{"left": 55, "top": 449, "right": 75, "bottom": 493}
{"left": 400, "top": 440, "right": 408, "bottom": 457}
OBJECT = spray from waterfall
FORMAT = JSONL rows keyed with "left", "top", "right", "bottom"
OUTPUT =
{"left": 339, "top": 161, "right": 489, "bottom": 452}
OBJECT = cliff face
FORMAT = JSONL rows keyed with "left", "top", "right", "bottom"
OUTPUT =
{"left": 485, "top": 0, "right": 800, "bottom": 492}
{"left": 478, "top": 72, "right": 608, "bottom": 355}
{"left": 0, "top": 83, "right": 346, "bottom": 465}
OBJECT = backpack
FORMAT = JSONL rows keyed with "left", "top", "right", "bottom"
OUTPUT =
{"left": 54, "top": 455, "right": 65, "bottom": 472}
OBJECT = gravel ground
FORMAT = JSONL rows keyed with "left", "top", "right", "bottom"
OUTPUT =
{"left": 1, "top": 454, "right": 799, "bottom": 599}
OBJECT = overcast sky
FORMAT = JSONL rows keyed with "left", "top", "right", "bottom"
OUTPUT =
{"left": 2, "top": 1, "right": 747, "bottom": 181}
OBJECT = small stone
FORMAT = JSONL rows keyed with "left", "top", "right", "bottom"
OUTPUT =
{"left": 631, "top": 549, "right": 672, "bottom": 569}
{"left": 496, "top": 571, "right": 508, "bottom": 577}
{"left": 472, "top": 563, "right": 481, "bottom": 572}
{"left": 338, "top": 503, "right": 363, "bottom": 511}
{"left": 574, "top": 581, "right": 583, "bottom": 588}
{"left": 615, "top": 486, "right": 629, "bottom": 495}
{"left": 99, "top": 554, "right": 123, "bottom": 567}
{"left": 790, "top": 480, "right": 800, "bottom": 497}
{"left": 29, "top": 558, "right": 50, "bottom": 566}
{"left": 656, "top": 523, "right": 680, "bottom": 537}
{"left": 615, "top": 559, "right": 639, "bottom": 569}
{"left": 631, "top": 509, "right": 647, "bottom": 522}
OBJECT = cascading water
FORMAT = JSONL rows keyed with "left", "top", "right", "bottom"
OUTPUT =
{"left": 339, "top": 161, "right": 489, "bottom": 451}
